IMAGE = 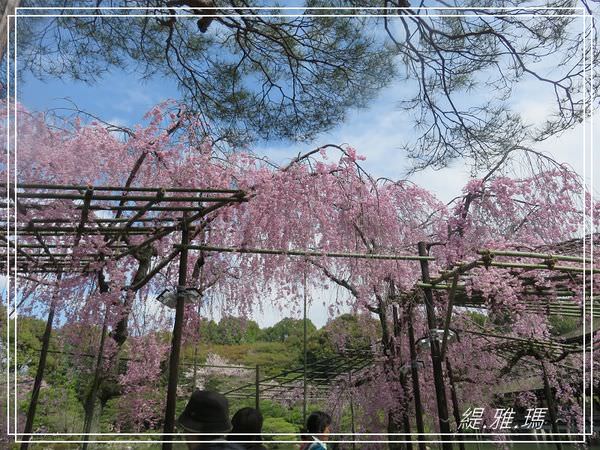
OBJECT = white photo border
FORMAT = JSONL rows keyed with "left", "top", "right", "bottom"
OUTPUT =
{"left": 4, "top": 4, "right": 596, "bottom": 445}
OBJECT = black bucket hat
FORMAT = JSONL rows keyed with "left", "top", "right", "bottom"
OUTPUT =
{"left": 178, "top": 390, "right": 232, "bottom": 433}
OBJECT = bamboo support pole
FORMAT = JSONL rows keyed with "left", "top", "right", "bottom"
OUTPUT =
{"left": 417, "top": 242, "right": 452, "bottom": 450}
{"left": 417, "top": 282, "right": 581, "bottom": 298}
{"left": 10, "top": 261, "right": 96, "bottom": 267}
{"left": 192, "top": 346, "right": 198, "bottom": 391}
{"left": 429, "top": 259, "right": 481, "bottom": 285}
{"left": 11, "top": 261, "right": 98, "bottom": 268}
{"left": 454, "top": 300, "right": 597, "bottom": 315}
{"left": 486, "top": 260, "right": 599, "bottom": 274}
{"left": 10, "top": 243, "right": 128, "bottom": 248}
{"left": 11, "top": 268, "right": 95, "bottom": 275}
{"left": 21, "top": 273, "right": 61, "bottom": 450}
{"left": 12, "top": 252, "right": 102, "bottom": 258}
{"left": 477, "top": 249, "right": 592, "bottom": 264}
{"left": 185, "top": 245, "right": 434, "bottom": 261}
{"left": 392, "top": 304, "right": 413, "bottom": 450}
{"left": 162, "top": 217, "right": 190, "bottom": 450}
{"left": 456, "top": 329, "right": 579, "bottom": 351}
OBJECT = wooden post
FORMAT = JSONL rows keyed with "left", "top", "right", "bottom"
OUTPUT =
{"left": 392, "top": 304, "right": 412, "bottom": 450}
{"left": 192, "top": 346, "right": 198, "bottom": 391}
{"left": 402, "top": 411, "right": 413, "bottom": 450}
{"left": 21, "top": 273, "right": 61, "bottom": 450}
{"left": 541, "top": 362, "right": 562, "bottom": 450}
{"left": 445, "top": 358, "right": 465, "bottom": 450}
{"left": 255, "top": 365, "right": 260, "bottom": 411}
{"left": 407, "top": 307, "right": 426, "bottom": 450}
{"left": 349, "top": 372, "right": 356, "bottom": 450}
{"left": 417, "top": 242, "right": 452, "bottom": 450}
{"left": 82, "top": 309, "right": 109, "bottom": 450}
{"left": 162, "top": 218, "right": 190, "bottom": 449}
{"left": 82, "top": 271, "right": 110, "bottom": 450}
{"left": 303, "top": 270, "right": 308, "bottom": 423}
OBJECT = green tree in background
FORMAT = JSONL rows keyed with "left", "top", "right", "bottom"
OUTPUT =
{"left": 307, "top": 313, "right": 378, "bottom": 364}
{"left": 262, "top": 317, "right": 316, "bottom": 345}
{"left": 215, "top": 316, "right": 262, "bottom": 345}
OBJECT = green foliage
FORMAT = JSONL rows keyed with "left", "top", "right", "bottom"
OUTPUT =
{"left": 262, "top": 417, "right": 299, "bottom": 448}
{"left": 12, "top": 314, "right": 51, "bottom": 375}
{"left": 212, "top": 316, "right": 263, "bottom": 345}
{"left": 464, "top": 311, "right": 487, "bottom": 328}
{"left": 6, "top": 309, "right": 374, "bottom": 439}
{"left": 199, "top": 319, "right": 220, "bottom": 344}
{"left": 307, "top": 314, "right": 377, "bottom": 365}
{"left": 32, "top": 384, "right": 85, "bottom": 433}
{"left": 262, "top": 318, "right": 316, "bottom": 344}
{"left": 548, "top": 315, "right": 580, "bottom": 336}
{"left": 100, "top": 397, "right": 120, "bottom": 432}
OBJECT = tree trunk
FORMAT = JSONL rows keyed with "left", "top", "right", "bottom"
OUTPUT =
{"left": 418, "top": 242, "right": 452, "bottom": 450}
{"left": 82, "top": 310, "right": 109, "bottom": 450}
{"left": 21, "top": 275, "right": 61, "bottom": 450}
{"left": 0, "top": 0, "right": 20, "bottom": 62}
{"left": 387, "top": 411, "right": 404, "bottom": 450}
{"left": 82, "top": 271, "right": 110, "bottom": 450}
{"left": 407, "top": 307, "right": 426, "bottom": 450}
{"left": 162, "top": 221, "right": 190, "bottom": 449}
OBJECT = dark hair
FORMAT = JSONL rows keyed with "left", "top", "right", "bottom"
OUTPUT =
{"left": 305, "top": 411, "right": 332, "bottom": 434}
{"left": 229, "top": 407, "right": 263, "bottom": 442}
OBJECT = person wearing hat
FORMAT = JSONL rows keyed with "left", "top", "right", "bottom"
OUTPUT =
{"left": 177, "top": 390, "right": 245, "bottom": 450}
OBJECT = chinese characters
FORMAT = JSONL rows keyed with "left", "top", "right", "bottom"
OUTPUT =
{"left": 458, "top": 408, "right": 547, "bottom": 430}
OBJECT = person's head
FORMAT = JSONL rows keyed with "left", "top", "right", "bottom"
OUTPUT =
{"left": 230, "top": 407, "right": 263, "bottom": 442}
{"left": 178, "top": 390, "right": 232, "bottom": 448}
{"left": 305, "top": 411, "right": 332, "bottom": 441}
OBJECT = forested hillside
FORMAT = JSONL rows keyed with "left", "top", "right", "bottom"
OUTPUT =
{"left": 1, "top": 306, "right": 377, "bottom": 447}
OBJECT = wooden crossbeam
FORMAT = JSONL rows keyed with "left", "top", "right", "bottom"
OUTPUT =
{"left": 2, "top": 182, "right": 242, "bottom": 194}
{"left": 186, "top": 245, "right": 433, "bottom": 261}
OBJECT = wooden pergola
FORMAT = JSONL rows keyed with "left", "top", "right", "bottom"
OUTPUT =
{"left": 3, "top": 182, "right": 597, "bottom": 449}
{"left": 2, "top": 182, "right": 246, "bottom": 450}
{"left": 3, "top": 182, "right": 436, "bottom": 449}
{"left": 224, "top": 349, "right": 373, "bottom": 403}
